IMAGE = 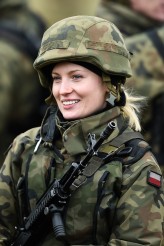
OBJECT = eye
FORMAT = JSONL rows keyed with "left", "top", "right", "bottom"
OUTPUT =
{"left": 72, "top": 74, "right": 83, "bottom": 80}
{"left": 52, "top": 75, "right": 61, "bottom": 83}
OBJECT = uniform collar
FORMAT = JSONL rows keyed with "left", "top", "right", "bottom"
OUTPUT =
{"left": 56, "top": 106, "right": 126, "bottom": 155}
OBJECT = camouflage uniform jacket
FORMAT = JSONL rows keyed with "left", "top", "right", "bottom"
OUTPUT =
{"left": 0, "top": 106, "right": 163, "bottom": 245}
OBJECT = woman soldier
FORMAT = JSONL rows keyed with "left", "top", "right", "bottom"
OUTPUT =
{"left": 0, "top": 16, "right": 163, "bottom": 245}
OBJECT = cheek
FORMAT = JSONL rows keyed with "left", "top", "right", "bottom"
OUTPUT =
{"left": 52, "top": 85, "right": 58, "bottom": 98}
{"left": 92, "top": 86, "right": 107, "bottom": 104}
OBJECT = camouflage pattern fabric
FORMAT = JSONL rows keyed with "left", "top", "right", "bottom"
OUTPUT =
{"left": 0, "top": 0, "right": 47, "bottom": 165}
{"left": 96, "top": 0, "right": 164, "bottom": 175}
{"left": 0, "top": 106, "right": 163, "bottom": 245}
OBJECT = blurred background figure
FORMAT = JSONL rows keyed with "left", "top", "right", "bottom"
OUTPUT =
{"left": 125, "top": 28, "right": 164, "bottom": 168}
{"left": 27, "top": 0, "right": 100, "bottom": 26}
{"left": 96, "top": 0, "right": 163, "bottom": 36}
{"left": 96, "top": 0, "right": 164, "bottom": 174}
{"left": 0, "top": 0, "right": 47, "bottom": 165}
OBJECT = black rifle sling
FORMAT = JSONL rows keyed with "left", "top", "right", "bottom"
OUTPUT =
{"left": 69, "top": 131, "right": 145, "bottom": 193}
{"left": 70, "top": 155, "right": 104, "bottom": 192}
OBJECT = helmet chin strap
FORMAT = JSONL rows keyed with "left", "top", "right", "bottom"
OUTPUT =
{"left": 102, "top": 73, "right": 126, "bottom": 106}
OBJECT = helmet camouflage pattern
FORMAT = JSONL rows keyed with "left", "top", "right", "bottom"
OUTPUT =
{"left": 34, "top": 15, "right": 132, "bottom": 88}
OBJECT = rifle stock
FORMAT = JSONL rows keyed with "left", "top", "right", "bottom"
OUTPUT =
{"left": 11, "top": 121, "right": 116, "bottom": 245}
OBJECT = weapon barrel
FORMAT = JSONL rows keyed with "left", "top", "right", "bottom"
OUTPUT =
{"left": 80, "top": 121, "right": 116, "bottom": 166}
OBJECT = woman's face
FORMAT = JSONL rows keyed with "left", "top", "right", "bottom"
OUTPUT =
{"left": 130, "top": 0, "right": 164, "bottom": 22}
{"left": 51, "top": 62, "right": 108, "bottom": 120}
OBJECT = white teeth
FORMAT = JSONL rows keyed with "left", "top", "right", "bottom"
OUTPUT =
{"left": 62, "top": 100, "right": 79, "bottom": 105}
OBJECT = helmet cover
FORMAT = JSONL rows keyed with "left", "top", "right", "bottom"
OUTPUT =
{"left": 34, "top": 15, "right": 132, "bottom": 88}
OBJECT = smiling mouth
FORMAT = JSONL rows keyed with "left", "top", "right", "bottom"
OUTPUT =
{"left": 62, "top": 100, "right": 80, "bottom": 105}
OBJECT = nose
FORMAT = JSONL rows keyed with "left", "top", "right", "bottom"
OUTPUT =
{"left": 59, "top": 79, "right": 73, "bottom": 95}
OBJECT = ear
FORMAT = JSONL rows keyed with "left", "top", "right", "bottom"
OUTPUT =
{"left": 106, "top": 87, "right": 110, "bottom": 93}
{"left": 105, "top": 84, "right": 110, "bottom": 93}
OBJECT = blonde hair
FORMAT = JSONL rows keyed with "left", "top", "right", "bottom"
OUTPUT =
{"left": 121, "top": 88, "right": 146, "bottom": 132}
{"left": 104, "top": 75, "right": 146, "bottom": 132}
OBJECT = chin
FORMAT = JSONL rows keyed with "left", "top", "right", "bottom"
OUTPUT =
{"left": 61, "top": 110, "right": 91, "bottom": 120}
{"left": 62, "top": 114, "right": 80, "bottom": 120}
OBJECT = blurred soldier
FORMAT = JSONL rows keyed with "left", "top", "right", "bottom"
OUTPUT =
{"left": 0, "top": 0, "right": 47, "bottom": 164}
{"left": 96, "top": 0, "right": 164, "bottom": 174}
{"left": 126, "top": 27, "right": 164, "bottom": 169}
{"left": 96, "top": 0, "right": 163, "bottom": 37}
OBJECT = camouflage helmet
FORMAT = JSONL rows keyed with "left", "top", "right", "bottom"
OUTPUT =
{"left": 34, "top": 15, "right": 132, "bottom": 88}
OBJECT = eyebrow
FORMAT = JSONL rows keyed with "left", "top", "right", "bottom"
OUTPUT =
{"left": 52, "top": 69, "right": 83, "bottom": 75}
